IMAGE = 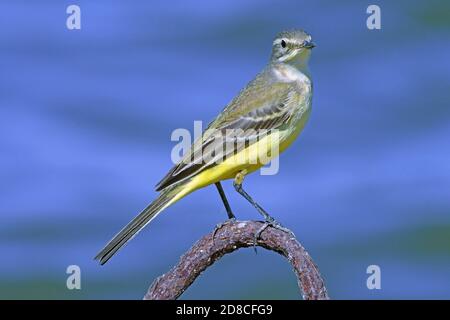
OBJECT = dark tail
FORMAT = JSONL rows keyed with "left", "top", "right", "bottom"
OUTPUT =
{"left": 95, "top": 184, "right": 183, "bottom": 265}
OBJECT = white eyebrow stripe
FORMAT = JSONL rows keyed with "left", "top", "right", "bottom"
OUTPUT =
{"left": 273, "top": 38, "right": 308, "bottom": 47}
{"left": 273, "top": 38, "right": 283, "bottom": 45}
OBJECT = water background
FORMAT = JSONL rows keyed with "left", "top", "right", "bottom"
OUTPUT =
{"left": 0, "top": 0, "right": 449, "bottom": 299}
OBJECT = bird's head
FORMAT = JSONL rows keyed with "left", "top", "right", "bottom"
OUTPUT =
{"left": 271, "top": 30, "right": 315, "bottom": 67}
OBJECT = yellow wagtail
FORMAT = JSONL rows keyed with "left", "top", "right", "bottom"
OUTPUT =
{"left": 96, "top": 29, "right": 315, "bottom": 264}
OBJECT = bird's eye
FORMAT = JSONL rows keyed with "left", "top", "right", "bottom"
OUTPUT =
{"left": 281, "top": 40, "right": 287, "bottom": 48}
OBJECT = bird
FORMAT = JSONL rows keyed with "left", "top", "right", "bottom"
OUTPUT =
{"left": 95, "top": 29, "right": 315, "bottom": 265}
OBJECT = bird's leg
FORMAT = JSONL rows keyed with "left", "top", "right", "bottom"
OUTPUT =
{"left": 233, "top": 169, "right": 274, "bottom": 223}
{"left": 212, "top": 182, "right": 235, "bottom": 244}
{"left": 233, "top": 170, "right": 294, "bottom": 249}
{"left": 215, "top": 182, "right": 235, "bottom": 220}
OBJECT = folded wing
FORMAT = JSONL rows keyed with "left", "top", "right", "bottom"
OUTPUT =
{"left": 156, "top": 75, "right": 297, "bottom": 191}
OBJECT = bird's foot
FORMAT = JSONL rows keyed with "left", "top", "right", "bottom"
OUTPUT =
{"left": 253, "top": 219, "right": 295, "bottom": 253}
{"left": 212, "top": 218, "right": 236, "bottom": 245}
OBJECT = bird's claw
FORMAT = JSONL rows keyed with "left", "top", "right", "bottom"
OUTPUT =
{"left": 212, "top": 218, "right": 236, "bottom": 244}
{"left": 252, "top": 219, "right": 295, "bottom": 253}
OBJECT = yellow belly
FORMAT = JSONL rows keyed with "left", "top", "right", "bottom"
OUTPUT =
{"left": 165, "top": 105, "right": 312, "bottom": 209}
{"left": 170, "top": 108, "right": 311, "bottom": 205}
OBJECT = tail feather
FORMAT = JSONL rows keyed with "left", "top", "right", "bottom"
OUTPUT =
{"left": 95, "top": 184, "right": 183, "bottom": 265}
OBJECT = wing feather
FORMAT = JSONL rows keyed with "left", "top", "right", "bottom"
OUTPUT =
{"left": 156, "top": 74, "right": 296, "bottom": 191}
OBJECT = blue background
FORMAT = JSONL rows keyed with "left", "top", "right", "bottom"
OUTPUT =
{"left": 0, "top": 0, "right": 449, "bottom": 299}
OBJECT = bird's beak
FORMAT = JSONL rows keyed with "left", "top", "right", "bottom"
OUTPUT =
{"left": 304, "top": 41, "right": 316, "bottom": 49}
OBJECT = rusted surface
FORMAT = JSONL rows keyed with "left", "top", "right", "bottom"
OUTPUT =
{"left": 144, "top": 220, "right": 329, "bottom": 300}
